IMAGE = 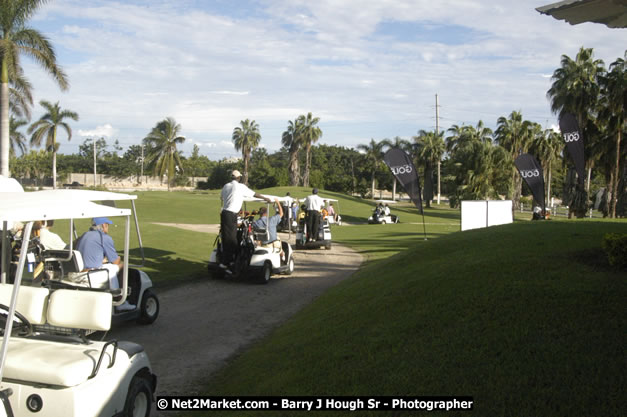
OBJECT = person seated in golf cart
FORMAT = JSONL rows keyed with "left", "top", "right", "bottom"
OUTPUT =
{"left": 76, "top": 217, "right": 134, "bottom": 311}
{"left": 253, "top": 199, "right": 284, "bottom": 257}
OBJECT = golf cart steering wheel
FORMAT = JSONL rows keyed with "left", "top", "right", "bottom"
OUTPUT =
{"left": 0, "top": 303, "right": 33, "bottom": 337}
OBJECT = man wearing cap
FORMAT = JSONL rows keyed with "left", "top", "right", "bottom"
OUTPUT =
{"left": 76, "top": 217, "right": 133, "bottom": 309}
{"left": 220, "top": 170, "right": 272, "bottom": 270}
{"left": 304, "top": 188, "right": 325, "bottom": 242}
{"left": 253, "top": 198, "right": 283, "bottom": 253}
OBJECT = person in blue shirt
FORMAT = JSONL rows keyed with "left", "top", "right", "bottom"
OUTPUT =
{"left": 77, "top": 217, "right": 134, "bottom": 310}
{"left": 253, "top": 198, "right": 283, "bottom": 253}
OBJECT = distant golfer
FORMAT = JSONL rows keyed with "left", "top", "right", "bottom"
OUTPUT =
{"left": 304, "top": 188, "right": 324, "bottom": 242}
{"left": 220, "top": 170, "right": 271, "bottom": 270}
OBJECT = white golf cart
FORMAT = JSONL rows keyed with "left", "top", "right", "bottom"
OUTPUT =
{"left": 208, "top": 196, "right": 295, "bottom": 284}
{"left": 0, "top": 194, "right": 156, "bottom": 417}
{"left": 368, "top": 199, "right": 399, "bottom": 224}
{"left": 295, "top": 197, "right": 334, "bottom": 250}
{"left": 0, "top": 189, "right": 159, "bottom": 326}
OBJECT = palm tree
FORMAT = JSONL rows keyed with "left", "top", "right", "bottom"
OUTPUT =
{"left": 298, "top": 112, "right": 322, "bottom": 187}
{"left": 495, "top": 111, "right": 534, "bottom": 210}
{"left": 413, "top": 130, "right": 445, "bottom": 207}
{"left": 548, "top": 47, "right": 605, "bottom": 189}
{"left": 357, "top": 139, "right": 385, "bottom": 199}
{"left": 531, "top": 128, "right": 563, "bottom": 209}
{"left": 1, "top": 0, "right": 69, "bottom": 177}
{"left": 9, "top": 115, "right": 27, "bottom": 156}
{"left": 281, "top": 118, "right": 302, "bottom": 186}
{"left": 382, "top": 136, "right": 411, "bottom": 200}
{"left": 9, "top": 68, "right": 33, "bottom": 120}
{"left": 144, "top": 117, "right": 185, "bottom": 191}
{"left": 232, "top": 119, "right": 261, "bottom": 185}
{"left": 598, "top": 52, "right": 625, "bottom": 218}
{"left": 27, "top": 100, "right": 78, "bottom": 188}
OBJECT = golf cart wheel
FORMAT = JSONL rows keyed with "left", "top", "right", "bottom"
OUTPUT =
{"left": 285, "top": 257, "right": 295, "bottom": 275}
{"left": 137, "top": 289, "right": 159, "bottom": 325}
{"left": 325, "top": 243, "right": 332, "bottom": 250}
{"left": 124, "top": 375, "right": 152, "bottom": 417}
{"left": 381, "top": 220, "right": 386, "bottom": 224}
{"left": 257, "top": 261, "right": 272, "bottom": 284}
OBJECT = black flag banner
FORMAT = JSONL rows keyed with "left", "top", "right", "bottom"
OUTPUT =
{"left": 383, "top": 148, "right": 423, "bottom": 214}
{"left": 559, "top": 113, "right": 585, "bottom": 184}
{"left": 515, "top": 153, "right": 545, "bottom": 213}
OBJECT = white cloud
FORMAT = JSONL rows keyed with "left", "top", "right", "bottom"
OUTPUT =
{"left": 23, "top": 0, "right": 625, "bottom": 161}
{"left": 78, "top": 124, "right": 117, "bottom": 138}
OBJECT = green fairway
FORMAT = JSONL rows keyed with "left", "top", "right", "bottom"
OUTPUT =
{"left": 188, "top": 218, "right": 626, "bottom": 417}
{"left": 44, "top": 190, "right": 625, "bottom": 415}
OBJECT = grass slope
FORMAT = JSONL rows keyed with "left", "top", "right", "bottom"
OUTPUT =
{"left": 196, "top": 220, "right": 626, "bottom": 417}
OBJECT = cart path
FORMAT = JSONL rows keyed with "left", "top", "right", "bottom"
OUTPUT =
{"left": 109, "top": 224, "right": 362, "bottom": 412}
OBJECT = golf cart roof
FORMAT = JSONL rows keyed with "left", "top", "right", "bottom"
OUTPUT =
{"left": 30, "top": 189, "right": 137, "bottom": 202}
{"left": 242, "top": 194, "right": 291, "bottom": 203}
{"left": 374, "top": 199, "right": 397, "bottom": 204}
{"left": 0, "top": 176, "right": 24, "bottom": 193}
{"left": 0, "top": 194, "right": 130, "bottom": 223}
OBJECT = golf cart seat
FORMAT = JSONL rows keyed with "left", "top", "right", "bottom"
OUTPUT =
{"left": 3, "top": 289, "right": 116, "bottom": 387}
{"left": 0, "top": 283, "right": 49, "bottom": 325}
{"left": 44, "top": 249, "right": 110, "bottom": 289}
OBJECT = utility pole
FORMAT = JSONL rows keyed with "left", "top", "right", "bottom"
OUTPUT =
{"left": 435, "top": 94, "right": 441, "bottom": 205}
{"left": 93, "top": 139, "right": 97, "bottom": 187}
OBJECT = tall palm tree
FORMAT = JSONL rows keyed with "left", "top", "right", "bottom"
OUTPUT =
{"left": 495, "top": 111, "right": 533, "bottom": 210}
{"left": 9, "top": 115, "right": 27, "bottom": 156}
{"left": 598, "top": 52, "right": 625, "bottom": 218}
{"left": 298, "top": 112, "right": 322, "bottom": 187}
{"left": 281, "top": 118, "right": 302, "bottom": 186}
{"left": 144, "top": 117, "right": 185, "bottom": 191}
{"left": 547, "top": 47, "right": 605, "bottom": 191}
{"left": 232, "top": 118, "right": 261, "bottom": 185}
{"left": 413, "top": 130, "right": 445, "bottom": 207}
{"left": 1, "top": 0, "right": 69, "bottom": 177}
{"left": 357, "top": 139, "right": 385, "bottom": 199}
{"left": 382, "top": 136, "right": 411, "bottom": 200}
{"left": 27, "top": 100, "right": 78, "bottom": 189}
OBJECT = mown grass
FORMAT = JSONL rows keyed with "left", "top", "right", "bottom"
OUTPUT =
{"left": 71, "top": 188, "right": 462, "bottom": 285}
{"left": 188, "top": 219, "right": 626, "bottom": 417}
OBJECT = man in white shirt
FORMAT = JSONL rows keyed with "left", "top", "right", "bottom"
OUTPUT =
{"left": 39, "top": 220, "right": 67, "bottom": 250}
{"left": 304, "top": 188, "right": 324, "bottom": 242}
{"left": 220, "top": 170, "right": 272, "bottom": 270}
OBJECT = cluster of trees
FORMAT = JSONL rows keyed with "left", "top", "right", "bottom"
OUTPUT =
{"left": 0, "top": 0, "right": 624, "bottom": 217}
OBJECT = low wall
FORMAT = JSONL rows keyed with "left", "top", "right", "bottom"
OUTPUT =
{"left": 64, "top": 173, "right": 206, "bottom": 190}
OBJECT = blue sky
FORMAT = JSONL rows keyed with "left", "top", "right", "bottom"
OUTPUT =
{"left": 20, "top": 0, "right": 626, "bottom": 160}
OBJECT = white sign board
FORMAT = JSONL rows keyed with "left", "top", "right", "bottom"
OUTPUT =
{"left": 461, "top": 201, "right": 488, "bottom": 231}
{"left": 487, "top": 200, "right": 513, "bottom": 227}
{"left": 461, "top": 200, "right": 513, "bottom": 231}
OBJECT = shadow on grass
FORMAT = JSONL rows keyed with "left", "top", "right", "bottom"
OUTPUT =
{"left": 128, "top": 246, "right": 210, "bottom": 289}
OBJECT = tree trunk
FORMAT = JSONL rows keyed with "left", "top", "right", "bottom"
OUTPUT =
{"left": 547, "top": 168, "right": 552, "bottom": 211}
{"left": 243, "top": 151, "right": 249, "bottom": 185}
{"left": 303, "top": 145, "right": 311, "bottom": 187}
{"left": 437, "top": 160, "right": 441, "bottom": 205}
{"left": 392, "top": 180, "right": 397, "bottom": 201}
{"left": 52, "top": 151, "right": 58, "bottom": 189}
{"left": 288, "top": 149, "right": 300, "bottom": 186}
{"left": 371, "top": 173, "right": 375, "bottom": 199}
{"left": 52, "top": 130, "right": 58, "bottom": 189}
{"left": 610, "top": 129, "right": 621, "bottom": 218}
{"left": 0, "top": 67, "right": 9, "bottom": 177}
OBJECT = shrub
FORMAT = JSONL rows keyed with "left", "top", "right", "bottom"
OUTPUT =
{"left": 602, "top": 233, "right": 627, "bottom": 268}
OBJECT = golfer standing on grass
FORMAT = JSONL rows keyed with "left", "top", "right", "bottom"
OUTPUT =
{"left": 220, "top": 170, "right": 272, "bottom": 272}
